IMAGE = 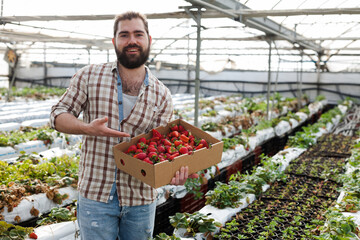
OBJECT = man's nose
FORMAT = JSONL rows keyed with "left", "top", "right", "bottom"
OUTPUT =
{"left": 128, "top": 34, "right": 137, "bottom": 44}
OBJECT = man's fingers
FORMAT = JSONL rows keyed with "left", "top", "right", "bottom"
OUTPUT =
{"left": 107, "top": 129, "right": 130, "bottom": 137}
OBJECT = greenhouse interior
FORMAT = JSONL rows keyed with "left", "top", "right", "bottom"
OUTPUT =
{"left": 1, "top": 0, "right": 360, "bottom": 239}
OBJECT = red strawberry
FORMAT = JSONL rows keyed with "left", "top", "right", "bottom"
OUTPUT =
{"left": 29, "top": 232, "right": 38, "bottom": 239}
{"left": 163, "top": 139, "right": 172, "bottom": 146}
{"left": 135, "top": 152, "right": 147, "bottom": 160}
{"left": 137, "top": 142, "right": 147, "bottom": 149}
{"left": 199, "top": 139, "right": 209, "bottom": 148}
{"left": 195, "top": 143, "right": 205, "bottom": 150}
{"left": 148, "top": 152, "right": 158, "bottom": 161}
{"left": 170, "top": 124, "right": 178, "bottom": 131}
{"left": 147, "top": 146, "right": 157, "bottom": 153}
{"left": 167, "top": 146, "right": 178, "bottom": 154}
{"left": 179, "top": 146, "right": 189, "bottom": 155}
{"left": 143, "top": 157, "right": 153, "bottom": 164}
{"left": 152, "top": 129, "right": 162, "bottom": 139}
{"left": 170, "top": 131, "right": 179, "bottom": 138}
{"left": 180, "top": 134, "right": 189, "bottom": 143}
{"left": 157, "top": 145, "right": 165, "bottom": 153}
{"left": 149, "top": 141, "right": 157, "bottom": 147}
{"left": 174, "top": 140, "right": 182, "bottom": 147}
{"left": 169, "top": 152, "right": 180, "bottom": 161}
{"left": 178, "top": 125, "right": 185, "bottom": 132}
{"left": 138, "top": 137, "right": 147, "bottom": 144}
{"left": 126, "top": 145, "right": 137, "bottom": 154}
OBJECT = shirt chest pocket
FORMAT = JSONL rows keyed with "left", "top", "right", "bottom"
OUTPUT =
{"left": 125, "top": 101, "right": 159, "bottom": 136}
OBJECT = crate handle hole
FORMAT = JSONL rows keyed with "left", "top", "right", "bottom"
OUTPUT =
{"left": 120, "top": 159, "right": 125, "bottom": 166}
{"left": 141, "top": 169, "right": 146, "bottom": 176}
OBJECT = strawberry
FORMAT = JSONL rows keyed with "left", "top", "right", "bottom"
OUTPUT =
{"left": 199, "top": 139, "right": 209, "bottom": 148}
{"left": 167, "top": 146, "right": 178, "bottom": 154}
{"left": 157, "top": 145, "right": 165, "bottom": 153}
{"left": 169, "top": 152, "right": 180, "bottom": 161}
{"left": 149, "top": 141, "right": 157, "bottom": 147}
{"left": 182, "top": 130, "right": 189, "bottom": 136}
{"left": 143, "top": 157, "right": 153, "bottom": 164}
{"left": 137, "top": 142, "right": 147, "bottom": 150}
{"left": 138, "top": 137, "right": 147, "bottom": 144}
{"left": 29, "top": 232, "right": 38, "bottom": 239}
{"left": 170, "top": 131, "right": 180, "bottom": 138}
{"left": 147, "top": 146, "right": 157, "bottom": 153}
{"left": 195, "top": 143, "right": 204, "bottom": 150}
{"left": 170, "top": 124, "right": 178, "bottom": 131}
{"left": 135, "top": 149, "right": 143, "bottom": 154}
{"left": 152, "top": 129, "right": 162, "bottom": 139}
{"left": 163, "top": 139, "right": 172, "bottom": 146}
{"left": 150, "top": 137, "right": 160, "bottom": 142}
{"left": 135, "top": 152, "right": 147, "bottom": 160}
{"left": 180, "top": 134, "right": 189, "bottom": 143}
{"left": 179, "top": 146, "right": 189, "bottom": 155}
{"left": 178, "top": 125, "right": 185, "bottom": 132}
{"left": 148, "top": 152, "right": 158, "bottom": 161}
{"left": 126, "top": 145, "right": 137, "bottom": 154}
{"left": 174, "top": 140, "right": 182, "bottom": 147}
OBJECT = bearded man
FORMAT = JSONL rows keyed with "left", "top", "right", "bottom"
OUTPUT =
{"left": 50, "top": 11, "right": 191, "bottom": 240}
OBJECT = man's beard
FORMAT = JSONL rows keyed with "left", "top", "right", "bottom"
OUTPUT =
{"left": 115, "top": 43, "right": 150, "bottom": 69}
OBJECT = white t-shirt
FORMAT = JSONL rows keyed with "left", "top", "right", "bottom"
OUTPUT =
{"left": 123, "top": 93, "right": 138, "bottom": 119}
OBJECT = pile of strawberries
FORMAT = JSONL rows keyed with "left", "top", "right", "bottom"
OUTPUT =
{"left": 125, "top": 124, "right": 209, "bottom": 165}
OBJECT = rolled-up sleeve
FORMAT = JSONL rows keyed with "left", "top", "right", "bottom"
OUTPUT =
{"left": 50, "top": 66, "right": 89, "bottom": 129}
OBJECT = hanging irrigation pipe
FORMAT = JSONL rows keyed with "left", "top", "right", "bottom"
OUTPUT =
{"left": 332, "top": 105, "right": 360, "bottom": 136}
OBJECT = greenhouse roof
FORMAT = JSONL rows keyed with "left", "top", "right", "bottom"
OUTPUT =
{"left": 1, "top": 0, "right": 360, "bottom": 72}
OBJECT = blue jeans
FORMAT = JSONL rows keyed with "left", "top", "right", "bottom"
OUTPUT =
{"left": 77, "top": 183, "right": 156, "bottom": 240}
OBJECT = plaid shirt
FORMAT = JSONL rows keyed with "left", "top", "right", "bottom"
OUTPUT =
{"left": 50, "top": 61, "right": 173, "bottom": 206}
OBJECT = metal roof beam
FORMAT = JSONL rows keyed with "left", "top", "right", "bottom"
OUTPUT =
{"left": 186, "top": 0, "right": 323, "bottom": 53}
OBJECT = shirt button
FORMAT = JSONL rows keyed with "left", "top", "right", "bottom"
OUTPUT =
{"left": 119, "top": 101, "right": 122, "bottom": 105}
{"left": 117, "top": 82, "right": 121, "bottom": 86}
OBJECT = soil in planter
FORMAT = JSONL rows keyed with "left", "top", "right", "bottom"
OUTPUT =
{"left": 214, "top": 133, "right": 354, "bottom": 239}
{"left": 262, "top": 175, "right": 341, "bottom": 201}
{"left": 308, "top": 133, "right": 356, "bottom": 158}
{"left": 214, "top": 198, "right": 330, "bottom": 240}
{"left": 285, "top": 155, "right": 345, "bottom": 181}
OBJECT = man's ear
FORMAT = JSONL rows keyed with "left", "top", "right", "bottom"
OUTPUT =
{"left": 149, "top": 35, "right": 152, "bottom": 46}
{"left": 112, "top": 38, "right": 115, "bottom": 46}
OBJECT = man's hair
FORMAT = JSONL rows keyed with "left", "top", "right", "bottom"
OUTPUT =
{"left": 113, "top": 11, "right": 149, "bottom": 37}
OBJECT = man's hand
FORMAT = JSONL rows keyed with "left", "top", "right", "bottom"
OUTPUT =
{"left": 87, "top": 117, "right": 130, "bottom": 137}
{"left": 55, "top": 113, "right": 130, "bottom": 138}
{"left": 170, "top": 166, "right": 199, "bottom": 185}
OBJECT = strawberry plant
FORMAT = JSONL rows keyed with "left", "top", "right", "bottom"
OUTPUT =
{"left": 150, "top": 233, "right": 180, "bottom": 240}
{"left": 169, "top": 212, "right": 221, "bottom": 238}
{"left": 36, "top": 205, "right": 77, "bottom": 226}
{"left": 205, "top": 181, "right": 250, "bottom": 209}
{"left": 0, "top": 221, "right": 34, "bottom": 240}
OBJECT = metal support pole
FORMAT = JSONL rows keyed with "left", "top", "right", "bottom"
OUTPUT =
{"left": 266, "top": 39, "right": 272, "bottom": 121}
{"left": 297, "top": 50, "right": 303, "bottom": 109}
{"left": 186, "top": 21, "right": 191, "bottom": 94}
{"left": 316, "top": 53, "right": 321, "bottom": 97}
{"left": 194, "top": 8, "right": 202, "bottom": 127}
{"left": 44, "top": 43, "right": 47, "bottom": 86}
{"left": 87, "top": 48, "right": 91, "bottom": 65}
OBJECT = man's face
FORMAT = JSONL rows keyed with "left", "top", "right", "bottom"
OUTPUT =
{"left": 112, "top": 18, "right": 151, "bottom": 69}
